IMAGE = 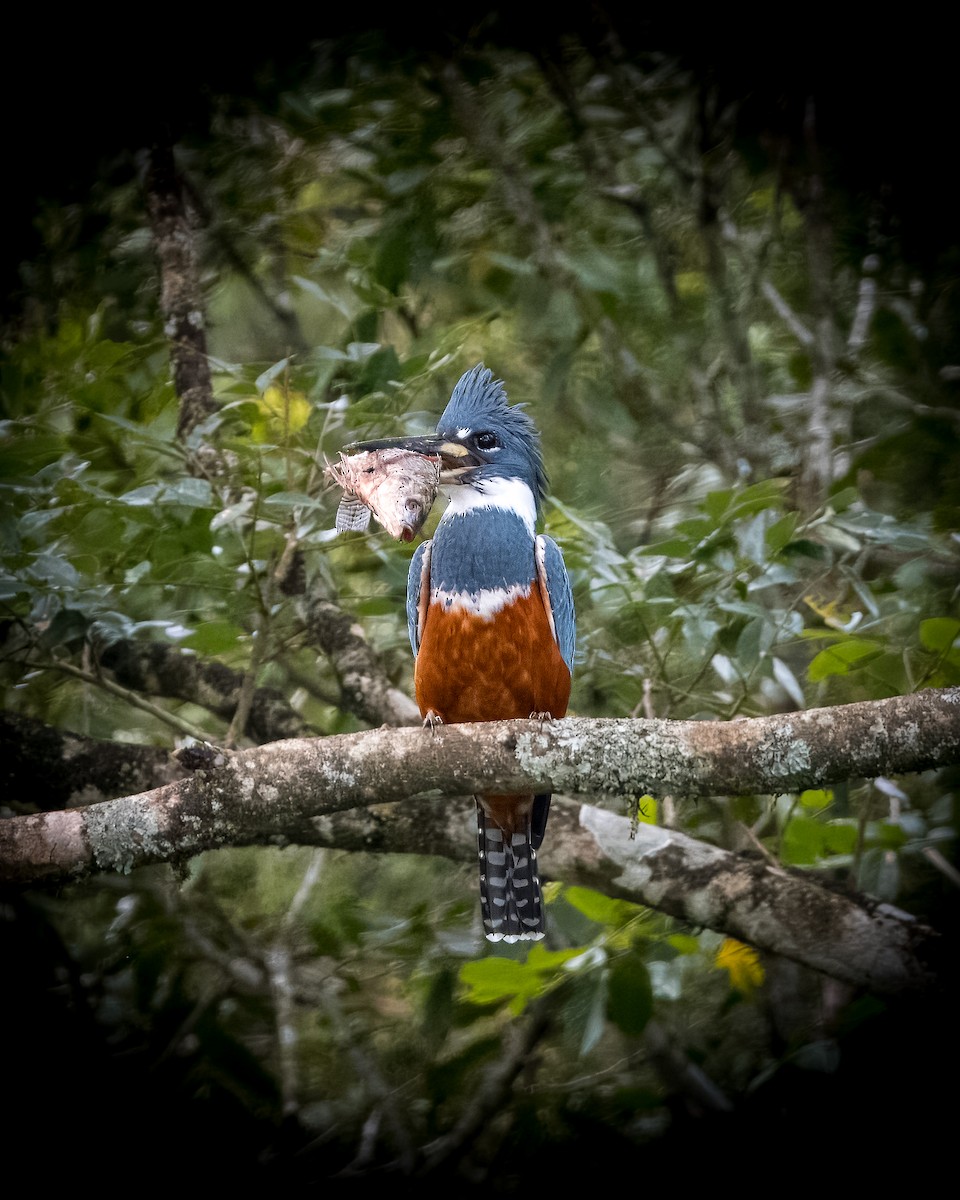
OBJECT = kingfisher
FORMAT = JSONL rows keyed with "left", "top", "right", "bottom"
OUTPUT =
{"left": 348, "top": 364, "right": 575, "bottom": 941}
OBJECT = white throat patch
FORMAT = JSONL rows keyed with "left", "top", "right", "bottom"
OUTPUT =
{"left": 440, "top": 476, "right": 537, "bottom": 535}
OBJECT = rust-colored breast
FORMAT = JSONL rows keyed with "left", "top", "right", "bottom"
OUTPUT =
{"left": 414, "top": 589, "right": 571, "bottom": 724}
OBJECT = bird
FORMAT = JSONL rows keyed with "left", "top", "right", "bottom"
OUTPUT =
{"left": 349, "top": 363, "right": 575, "bottom": 941}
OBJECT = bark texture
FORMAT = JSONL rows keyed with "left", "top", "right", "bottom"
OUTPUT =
{"left": 2, "top": 688, "right": 956, "bottom": 995}
{"left": 99, "top": 638, "right": 313, "bottom": 743}
{"left": 302, "top": 579, "right": 421, "bottom": 727}
{"left": 146, "top": 139, "right": 218, "bottom": 440}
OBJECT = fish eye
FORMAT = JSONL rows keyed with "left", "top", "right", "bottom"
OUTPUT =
{"left": 474, "top": 431, "right": 500, "bottom": 451}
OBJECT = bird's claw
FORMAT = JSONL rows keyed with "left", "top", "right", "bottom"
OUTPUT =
{"left": 422, "top": 711, "right": 444, "bottom": 735}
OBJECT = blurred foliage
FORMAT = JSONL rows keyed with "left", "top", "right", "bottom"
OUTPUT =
{"left": 2, "top": 20, "right": 959, "bottom": 1187}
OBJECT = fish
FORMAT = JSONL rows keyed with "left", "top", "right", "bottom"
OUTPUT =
{"left": 326, "top": 446, "right": 441, "bottom": 543}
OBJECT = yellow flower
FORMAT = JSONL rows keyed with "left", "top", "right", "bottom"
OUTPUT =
{"left": 715, "top": 938, "right": 764, "bottom": 995}
{"left": 251, "top": 385, "right": 312, "bottom": 442}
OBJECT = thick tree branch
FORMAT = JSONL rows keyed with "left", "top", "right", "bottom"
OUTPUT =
{"left": 145, "top": 139, "right": 218, "bottom": 440}
{"left": 1, "top": 689, "right": 955, "bottom": 995}
{"left": 4, "top": 689, "right": 956, "bottom": 872}
{"left": 307, "top": 794, "right": 944, "bottom": 998}
{"left": 0, "top": 712, "right": 186, "bottom": 813}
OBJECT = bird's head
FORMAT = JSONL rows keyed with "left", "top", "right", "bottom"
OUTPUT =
{"left": 345, "top": 363, "right": 548, "bottom": 517}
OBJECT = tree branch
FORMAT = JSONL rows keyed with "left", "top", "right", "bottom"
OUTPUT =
{"left": 301, "top": 577, "right": 421, "bottom": 727}
{"left": 0, "top": 711, "right": 186, "bottom": 812}
{"left": 145, "top": 139, "right": 218, "bottom": 440}
{"left": 99, "top": 638, "right": 315, "bottom": 742}
{"left": 2, "top": 689, "right": 955, "bottom": 995}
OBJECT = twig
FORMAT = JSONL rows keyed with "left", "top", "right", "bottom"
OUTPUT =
{"left": 35, "top": 658, "right": 212, "bottom": 741}
{"left": 923, "top": 846, "right": 960, "bottom": 889}
{"left": 761, "top": 279, "right": 814, "bottom": 347}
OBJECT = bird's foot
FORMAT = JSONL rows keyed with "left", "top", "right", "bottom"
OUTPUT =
{"left": 529, "top": 711, "right": 554, "bottom": 727}
{"left": 422, "top": 710, "right": 444, "bottom": 735}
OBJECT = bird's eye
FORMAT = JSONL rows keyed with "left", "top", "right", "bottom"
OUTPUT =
{"left": 474, "top": 431, "right": 500, "bottom": 451}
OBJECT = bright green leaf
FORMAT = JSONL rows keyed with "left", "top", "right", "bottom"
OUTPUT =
{"left": 919, "top": 617, "right": 960, "bottom": 653}
{"left": 181, "top": 621, "right": 244, "bottom": 655}
{"left": 807, "top": 639, "right": 885, "bottom": 681}
{"left": 564, "top": 886, "right": 644, "bottom": 928}
{"left": 799, "top": 788, "right": 833, "bottom": 809}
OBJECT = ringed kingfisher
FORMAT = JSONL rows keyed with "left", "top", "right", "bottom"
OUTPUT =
{"left": 350, "top": 363, "right": 575, "bottom": 941}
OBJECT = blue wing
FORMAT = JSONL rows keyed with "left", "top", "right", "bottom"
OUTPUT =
{"left": 406, "top": 540, "right": 432, "bottom": 657}
{"left": 536, "top": 535, "right": 575, "bottom": 673}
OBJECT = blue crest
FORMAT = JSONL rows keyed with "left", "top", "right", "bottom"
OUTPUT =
{"left": 437, "top": 364, "right": 548, "bottom": 508}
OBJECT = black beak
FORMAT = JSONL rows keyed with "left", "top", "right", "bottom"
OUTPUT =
{"left": 342, "top": 434, "right": 478, "bottom": 476}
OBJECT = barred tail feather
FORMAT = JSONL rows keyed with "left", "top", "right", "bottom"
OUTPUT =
{"left": 477, "top": 805, "right": 545, "bottom": 942}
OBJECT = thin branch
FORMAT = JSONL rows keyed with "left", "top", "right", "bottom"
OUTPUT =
{"left": 36, "top": 658, "right": 211, "bottom": 741}
{"left": 98, "top": 637, "right": 314, "bottom": 742}
{"left": 760, "top": 278, "right": 814, "bottom": 347}
{"left": 847, "top": 255, "right": 880, "bottom": 356}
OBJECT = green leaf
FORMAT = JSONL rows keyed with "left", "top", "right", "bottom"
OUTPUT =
{"left": 606, "top": 954, "right": 653, "bottom": 1037}
{"left": 724, "top": 478, "right": 790, "bottom": 520}
{"left": 458, "top": 944, "right": 581, "bottom": 1012}
{"left": 564, "top": 886, "right": 644, "bottom": 928}
{"left": 807, "top": 639, "right": 885, "bottom": 681}
{"left": 919, "top": 617, "right": 960, "bottom": 653}
{"left": 765, "top": 512, "right": 800, "bottom": 553}
{"left": 735, "top": 513, "right": 770, "bottom": 565}
{"left": 702, "top": 488, "right": 734, "bottom": 522}
{"left": 255, "top": 358, "right": 293, "bottom": 394}
{"left": 675, "top": 516, "right": 714, "bottom": 541}
{"left": 262, "top": 491, "right": 317, "bottom": 510}
{"left": 0, "top": 573, "right": 32, "bottom": 600}
{"left": 117, "top": 479, "right": 213, "bottom": 510}
{"left": 736, "top": 616, "right": 765, "bottom": 670}
{"left": 816, "top": 523, "right": 863, "bottom": 554}
{"left": 28, "top": 552, "right": 80, "bottom": 588}
{"left": 164, "top": 478, "right": 214, "bottom": 508}
{"left": 772, "top": 657, "right": 805, "bottom": 708}
{"left": 210, "top": 497, "right": 255, "bottom": 531}
{"left": 560, "top": 970, "right": 609, "bottom": 1056}
{"left": 181, "top": 621, "right": 244, "bottom": 655}
{"left": 828, "top": 486, "right": 860, "bottom": 512}
{"left": 640, "top": 536, "right": 693, "bottom": 558}
{"left": 118, "top": 484, "right": 162, "bottom": 507}
{"left": 291, "top": 277, "right": 356, "bottom": 319}
{"left": 872, "top": 822, "right": 909, "bottom": 849}
{"left": 782, "top": 815, "right": 858, "bottom": 865}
